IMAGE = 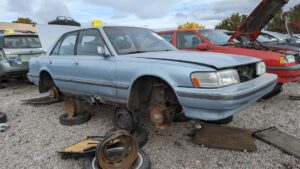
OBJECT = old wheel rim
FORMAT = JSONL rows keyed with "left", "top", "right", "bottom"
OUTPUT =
{"left": 97, "top": 130, "right": 138, "bottom": 169}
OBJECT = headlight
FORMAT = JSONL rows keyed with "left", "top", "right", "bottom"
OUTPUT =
{"left": 280, "top": 55, "right": 295, "bottom": 64}
{"left": 256, "top": 62, "right": 266, "bottom": 76}
{"left": 191, "top": 69, "right": 240, "bottom": 88}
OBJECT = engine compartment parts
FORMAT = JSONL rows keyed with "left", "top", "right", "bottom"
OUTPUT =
{"left": 254, "top": 127, "right": 300, "bottom": 159}
{"left": 192, "top": 124, "right": 257, "bottom": 152}
{"left": 0, "top": 112, "right": 8, "bottom": 123}
{"left": 96, "top": 130, "right": 138, "bottom": 169}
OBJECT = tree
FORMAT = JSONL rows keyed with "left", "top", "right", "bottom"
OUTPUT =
{"left": 289, "top": 4, "right": 300, "bottom": 33}
{"left": 12, "top": 17, "right": 36, "bottom": 24}
{"left": 266, "top": 9, "right": 285, "bottom": 33}
{"left": 178, "top": 22, "right": 205, "bottom": 30}
{"left": 215, "top": 13, "right": 247, "bottom": 31}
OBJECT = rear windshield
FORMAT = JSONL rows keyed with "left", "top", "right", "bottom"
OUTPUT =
{"left": 4, "top": 35, "right": 42, "bottom": 48}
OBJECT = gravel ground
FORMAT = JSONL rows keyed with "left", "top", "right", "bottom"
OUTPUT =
{"left": 0, "top": 80, "right": 300, "bottom": 169}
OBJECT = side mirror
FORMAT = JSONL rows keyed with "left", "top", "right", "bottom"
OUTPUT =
{"left": 196, "top": 43, "right": 210, "bottom": 50}
{"left": 97, "top": 46, "right": 110, "bottom": 57}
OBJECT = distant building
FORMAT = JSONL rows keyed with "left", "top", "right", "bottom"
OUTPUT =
{"left": 0, "top": 22, "right": 36, "bottom": 32}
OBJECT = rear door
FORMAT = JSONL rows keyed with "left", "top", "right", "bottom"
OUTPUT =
{"left": 48, "top": 31, "right": 79, "bottom": 92}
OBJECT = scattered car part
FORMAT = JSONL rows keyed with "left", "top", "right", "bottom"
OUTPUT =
{"left": 114, "top": 108, "right": 139, "bottom": 132}
{"left": 22, "top": 96, "right": 62, "bottom": 105}
{"left": 0, "top": 123, "right": 9, "bottom": 132}
{"left": 92, "top": 149, "right": 151, "bottom": 169}
{"left": 59, "top": 136, "right": 104, "bottom": 159}
{"left": 96, "top": 130, "right": 138, "bottom": 169}
{"left": 254, "top": 127, "right": 300, "bottom": 159}
{"left": 0, "top": 112, "right": 7, "bottom": 123}
{"left": 193, "top": 124, "right": 257, "bottom": 152}
{"left": 59, "top": 113, "right": 91, "bottom": 126}
{"left": 289, "top": 95, "right": 300, "bottom": 100}
{"left": 106, "top": 128, "right": 148, "bottom": 148}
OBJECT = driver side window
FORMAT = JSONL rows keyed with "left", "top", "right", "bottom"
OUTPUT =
{"left": 177, "top": 32, "right": 204, "bottom": 49}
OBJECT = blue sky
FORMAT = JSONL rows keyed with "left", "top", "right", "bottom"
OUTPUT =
{"left": 0, "top": 0, "right": 298, "bottom": 29}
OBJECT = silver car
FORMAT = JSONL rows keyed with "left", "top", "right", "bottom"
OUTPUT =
{"left": 28, "top": 26, "right": 277, "bottom": 126}
{"left": 0, "top": 32, "right": 44, "bottom": 79}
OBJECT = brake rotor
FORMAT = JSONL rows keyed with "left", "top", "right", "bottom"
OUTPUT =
{"left": 96, "top": 130, "right": 138, "bottom": 169}
{"left": 49, "top": 87, "right": 60, "bottom": 102}
{"left": 64, "top": 97, "right": 76, "bottom": 117}
{"left": 149, "top": 104, "right": 169, "bottom": 129}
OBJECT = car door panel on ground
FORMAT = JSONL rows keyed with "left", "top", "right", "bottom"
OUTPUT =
{"left": 75, "top": 29, "right": 116, "bottom": 100}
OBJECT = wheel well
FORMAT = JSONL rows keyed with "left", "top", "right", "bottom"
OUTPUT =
{"left": 39, "top": 71, "right": 54, "bottom": 93}
{"left": 128, "top": 76, "right": 181, "bottom": 114}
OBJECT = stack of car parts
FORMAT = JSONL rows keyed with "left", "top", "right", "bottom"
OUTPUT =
{"left": 59, "top": 130, "right": 151, "bottom": 169}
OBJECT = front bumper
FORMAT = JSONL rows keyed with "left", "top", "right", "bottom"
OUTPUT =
{"left": 267, "top": 64, "right": 300, "bottom": 83}
{"left": 0, "top": 61, "right": 29, "bottom": 78}
{"left": 174, "top": 73, "right": 277, "bottom": 121}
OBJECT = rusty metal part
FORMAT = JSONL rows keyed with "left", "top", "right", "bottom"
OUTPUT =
{"left": 49, "top": 86, "right": 60, "bottom": 102}
{"left": 96, "top": 130, "right": 138, "bottom": 169}
{"left": 193, "top": 124, "right": 257, "bottom": 152}
{"left": 64, "top": 97, "right": 76, "bottom": 117}
{"left": 149, "top": 103, "right": 178, "bottom": 129}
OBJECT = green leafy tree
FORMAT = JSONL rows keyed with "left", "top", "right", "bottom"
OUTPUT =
{"left": 267, "top": 9, "right": 285, "bottom": 33}
{"left": 178, "top": 22, "right": 205, "bottom": 30}
{"left": 215, "top": 13, "right": 247, "bottom": 31}
{"left": 289, "top": 4, "right": 300, "bottom": 33}
{"left": 12, "top": 17, "right": 36, "bottom": 24}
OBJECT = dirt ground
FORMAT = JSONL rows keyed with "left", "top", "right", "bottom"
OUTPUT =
{"left": 0, "top": 80, "right": 300, "bottom": 169}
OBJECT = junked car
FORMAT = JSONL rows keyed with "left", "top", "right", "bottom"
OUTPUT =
{"left": 0, "top": 30, "right": 44, "bottom": 80}
{"left": 28, "top": 26, "right": 277, "bottom": 127}
{"left": 158, "top": 29, "right": 299, "bottom": 98}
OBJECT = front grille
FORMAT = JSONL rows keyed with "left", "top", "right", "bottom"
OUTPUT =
{"left": 234, "top": 64, "right": 257, "bottom": 82}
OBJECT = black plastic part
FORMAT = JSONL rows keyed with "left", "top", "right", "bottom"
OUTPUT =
{"left": 0, "top": 112, "right": 7, "bottom": 123}
{"left": 59, "top": 148, "right": 96, "bottom": 159}
{"left": 59, "top": 113, "right": 91, "bottom": 126}
{"left": 48, "top": 16, "right": 81, "bottom": 26}
{"left": 203, "top": 116, "right": 233, "bottom": 125}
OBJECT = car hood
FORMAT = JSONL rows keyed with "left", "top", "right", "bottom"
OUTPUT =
{"left": 229, "top": 0, "right": 288, "bottom": 42}
{"left": 127, "top": 51, "right": 260, "bottom": 69}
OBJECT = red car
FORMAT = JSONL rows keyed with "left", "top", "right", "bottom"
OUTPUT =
{"left": 158, "top": 28, "right": 300, "bottom": 98}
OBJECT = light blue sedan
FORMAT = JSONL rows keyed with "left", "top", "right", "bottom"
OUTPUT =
{"left": 28, "top": 26, "right": 277, "bottom": 126}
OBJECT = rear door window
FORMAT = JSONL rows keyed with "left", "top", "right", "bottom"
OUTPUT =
{"left": 177, "top": 32, "right": 204, "bottom": 49}
{"left": 58, "top": 32, "right": 78, "bottom": 55}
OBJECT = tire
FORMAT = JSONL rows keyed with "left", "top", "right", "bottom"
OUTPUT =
{"left": 106, "top": 127, "right": 148, "bottom": 148}
{"left": 59, "top": 113, "right": 91, "bottom": 126}
{"left": 0, "top": 112, "right": 7, "bottom": 123}
{"left": 203, "top": 116, "right": 233, "bottom": 125}
{"left": 92, "top": 149, "right": 151, "bottom": 169}
{"left": 262, "top": 84, "right": 283, "bottom": 100}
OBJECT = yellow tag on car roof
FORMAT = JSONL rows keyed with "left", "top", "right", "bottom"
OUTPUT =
{"left": 92, "top": 20, "right": 103, "bottom": 27}
{"left": 4, "top": 29, "right": 15, "bottom": 34}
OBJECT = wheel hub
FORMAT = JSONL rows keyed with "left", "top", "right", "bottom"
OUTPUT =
{"left": 49, "top": 87, "right": 60, "bottom": 101}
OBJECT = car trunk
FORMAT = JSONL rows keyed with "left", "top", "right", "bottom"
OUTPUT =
{"left": 3, "top": 48, "right": 44, "bottom": 67}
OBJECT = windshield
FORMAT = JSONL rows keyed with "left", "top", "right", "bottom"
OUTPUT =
{"left": 257, "top": 35, "right": 273, "bottom": 43}
{"left": 104, "top": 27, "right": 176, "bottom": 55}
{"left": 4, "top": 35, "right": 42, "bottom": 48}
{"left": 199, "top": 29, "right": 232, "bottom": 45}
